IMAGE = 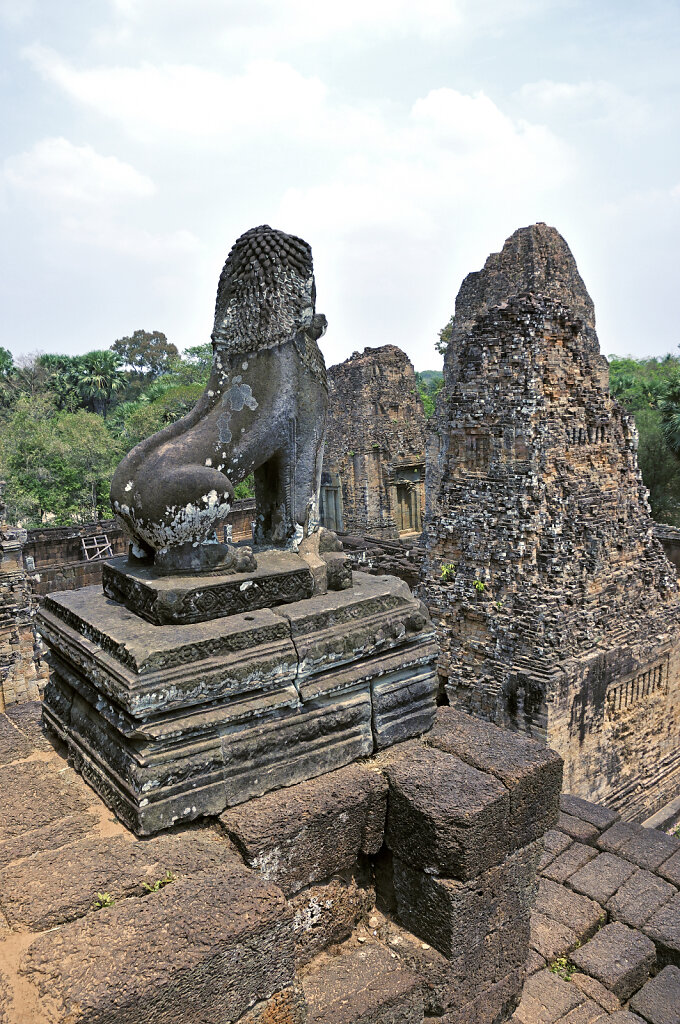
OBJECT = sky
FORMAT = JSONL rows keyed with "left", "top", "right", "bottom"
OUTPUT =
{"left": 0, "top": 1, "right": 678, "bottom": 372}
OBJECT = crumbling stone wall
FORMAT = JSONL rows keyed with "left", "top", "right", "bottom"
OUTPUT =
{"left": 322, "top": 345, "right": 426, "bottom": 539}
{"left": 24, "top": 500, "right": 257, "bottom": 598}
{"left": 424, "top": 222, "right": 680, "bottom": 822}
{"left": 0, "top": 527, "right": 47, "bottom": 710}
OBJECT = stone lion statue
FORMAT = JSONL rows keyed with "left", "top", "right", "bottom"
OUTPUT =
{"left": 110, "top": 225, "right": 328, "bottom": 573}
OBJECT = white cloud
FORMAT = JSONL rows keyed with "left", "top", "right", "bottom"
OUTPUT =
{"left": 517, "top": 79, "right": 651, "bottom": 132}
{"left": 0, "top": 0, "right": 34, "bottom": 26}
{"left": 3, "top": 137, "right": 155, "bottom": 205}
{"left": 24, "top": 45, "right": 329, "bottom": 141}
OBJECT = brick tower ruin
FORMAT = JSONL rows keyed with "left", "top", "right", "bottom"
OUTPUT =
{"left": 322, "top": 345, "right": 427, "bottom": 538}
{"left": 424, "top": 222, "right": 680, "bottom": 821}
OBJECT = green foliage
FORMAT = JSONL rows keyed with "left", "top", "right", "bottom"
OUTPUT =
{"left": 549, "top": 957, "right": 576, "bottom": 981}
{"left": 142, "top": 870, "right": 175, "bottom": 893}
{"left": 234, "top": 475, "right": 255, "bottom": 500}
{"left": 609, "top": 354, "right": 680, "bottom": 526}
{"left": 473, "top": 579, "right": 485, "bottom": 594}
{"left": 437, "top": 316, "right": 453, "bottom": 355}
{"left": 93, "top": 892, "right": 115, "bottom": 909}
{"left": 111, "top": 330, "right": 179, "bottom": 379}
{"left": 0, "top": 333, "right": 256, "bottom": 525}
{"left": 415, "top": 370, "right": 443, "bottom": 418}
{"left": 0, "top": 347, "right": 13, "bottom": 376}
{"left": 440, "top": 562, "right": 456, "bottom": 582}
{"left": 0, "top": 397, "right": 124, "bottom": 526}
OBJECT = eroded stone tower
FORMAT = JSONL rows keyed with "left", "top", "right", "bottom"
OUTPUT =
{"left": 425, "top": 222, "right": 680, "bottom": 820}
{"left": 322, "top": 345, "right": 427, "bottom": 538}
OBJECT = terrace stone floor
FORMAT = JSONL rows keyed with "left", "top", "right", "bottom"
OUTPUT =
{"left": 514, "top": 793, "right": 680, "bottom": 1024}
{"left": 0, "top": 701, "right": 678, "bottom": 1024}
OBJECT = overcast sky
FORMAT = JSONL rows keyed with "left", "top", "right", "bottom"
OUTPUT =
{"left": 1, "top": 0, "right": 678, "bottom": 372}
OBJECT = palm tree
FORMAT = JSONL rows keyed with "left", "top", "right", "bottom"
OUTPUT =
{"left": 78, "top": 351, "right": 126, "bottom": 418}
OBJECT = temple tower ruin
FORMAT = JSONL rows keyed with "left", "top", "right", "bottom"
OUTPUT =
{"left": 424, "top": 222, "right": 680, "bottom": 820}
{"left": 322, "top": 345, "right": 427, "bottom": 538}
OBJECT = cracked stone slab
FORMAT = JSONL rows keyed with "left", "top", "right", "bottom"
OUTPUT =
{"left": 4, "top": 701, "right": 55, "bottom": 752}
{"left": 557, "top": 812, "right": 601, "bottom": 846}
{"left": 607, "top": 869, "right": 677, "bottom": 930}
{"left": 629, "top": 965, "right": 680, "bottom": 1024}
{"left": 568, "top": 853, "right": 638, "bottom": 905}
{"left": 539, "top": 830, "right": 574, "bottom": 872}
{"left": 514, "top": 968, "right": 585, "bottom": 1024}
{"left": 0, "top": 829, "right": 239, "bottom": 930}
{"left": 0, "top": 759, "right": 93, "bottom": 843}
{"left": 569, "top": 921, "right": 656, "bottom": 1001}
{"left": 19, "top": 863, "right": 294, "bottom": 1024}
{"left": 542, "top": 843, "right": 599, "bottom": 885}
{"left": 559, "top": 795, "right": 619, "bottom": 833}
{"left": 658, "top": 849, "right": 680, "bottom": 888}
{"left": 534, "top": 878, "right": 604, "bottom": 943}
{"left": 302, "top": 942, "right": 423, "bottom": 1024}
{"left": 0, "top": 714, "right": 32, "bottom": 766}
{"left": 643, "top": 891, "right": 680, "bottom": 969}
{"left": 530, "top": 911, "right": 578, "bottom": 961}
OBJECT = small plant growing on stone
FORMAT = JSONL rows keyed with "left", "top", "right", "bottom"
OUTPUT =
{"left": 142, "top": 870, "right": 175, "bottom": 893}
{"left": 473, "top": 579, "right": 485, "bottom": 594}
{"left": 348, "top": 450, "right": 355, "bottom": 457}
{"left": 494, "top": 600, "right": 504, "bottom": 610}
{"left": 93, "top": 892, "right": 115, "bottom": 909}
{"left": 440, "top": 562, "right": 456, "bottom": 582}
{"left": 549, "top": 957, "right": 575, "bottom": 981}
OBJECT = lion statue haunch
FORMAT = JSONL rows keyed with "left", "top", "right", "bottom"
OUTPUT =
{"left": 110, "top": 225, "right": 328, "bottom": 572}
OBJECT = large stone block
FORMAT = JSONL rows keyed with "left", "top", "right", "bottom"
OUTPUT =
{"left": 385, "top": 916, "right": 529, "bottom": 1016}
{"left": 427, "top": 707, "right": 563, "bottom": 847}
{"left": 19, "top": 864, "right": 295, "bottom": 1024}
{"left": 608, "top": 869, "right": 677, "bottom": 930}
{"left": 384, "top": 744, "right": 510, "bottom": 879}
{"left": 219, "top": 762, "right": 387, "bottom": 894}
{"left": 437, "top": 967, "right": 524, "bottom": 1024}
{"left": 643, "top": 891, "right": 680, "bottom": 968}
{"left": 393, "top": 840, "right": 541, "bottom": 958}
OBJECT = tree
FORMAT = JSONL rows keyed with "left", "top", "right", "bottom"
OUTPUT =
{"left": 78, "top": 350, "right": 126, "bottom": 418}
{"left": 0, "top": 347, "right": 13, "bottom": 376}
{"left": 112, "top": 330, "right": 178, "bottom": 379}
{"left": 415, "top": 370, "right": 444, "bottom": 418}
{"left": 0, "top": 396, "right": 124, "bottom": 525}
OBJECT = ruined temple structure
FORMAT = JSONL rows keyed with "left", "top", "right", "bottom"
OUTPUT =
{"left": 424, "top": 222, "right": 680, "bottom": 822}
{"left": 0, "top": 488, "right": 48, "bottom": 710}
{"left": 321, "top": 345, "right": 427, "bottom": 539}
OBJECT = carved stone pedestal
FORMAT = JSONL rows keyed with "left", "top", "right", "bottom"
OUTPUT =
{"left": 39, "top": 568, "right": 438, "bottom": 835}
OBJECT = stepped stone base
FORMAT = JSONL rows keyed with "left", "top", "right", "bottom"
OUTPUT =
{"left": 39, "top": 569, "right": 437, "bottom": 835}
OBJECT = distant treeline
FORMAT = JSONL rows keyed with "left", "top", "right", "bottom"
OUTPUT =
{"left": 0, "top": 331, "right": 254, "bottom": 528}
{"left": 1, "top": 337, "right": 678, "bottom": 529}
